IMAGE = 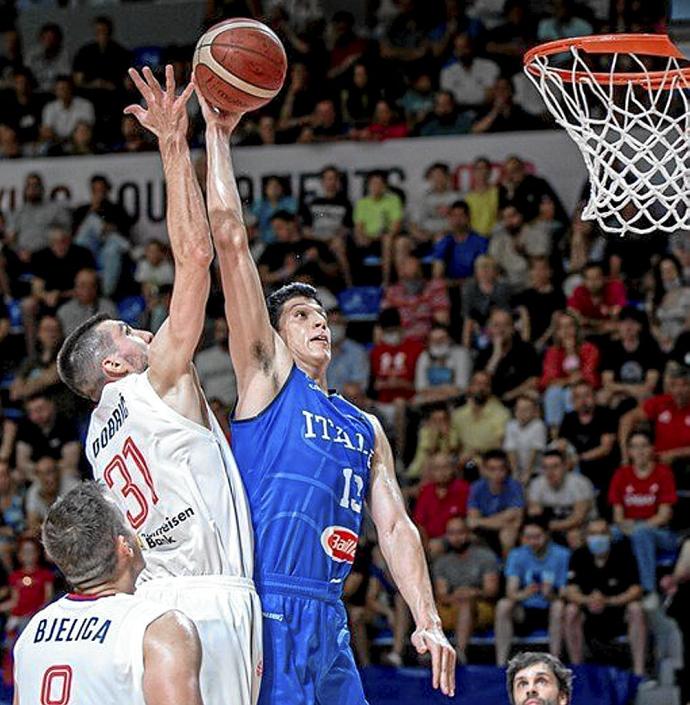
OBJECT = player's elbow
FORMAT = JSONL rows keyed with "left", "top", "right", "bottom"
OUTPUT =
{"left": 178, "top": 242, "right": 214, "bottom": 269}
{"left": 208, "top": 210, "right": 247, "bottom": 251}
{"left": 377, "top": 512, "right": 419, "bottom": 547}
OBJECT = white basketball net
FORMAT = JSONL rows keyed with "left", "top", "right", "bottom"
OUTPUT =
{"left": 525, "top": 47, "right": 690, "bottom": 235}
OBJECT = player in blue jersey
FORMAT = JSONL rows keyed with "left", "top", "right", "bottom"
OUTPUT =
{"left": 196, "top": 94, "right": 456, "bottom": 704}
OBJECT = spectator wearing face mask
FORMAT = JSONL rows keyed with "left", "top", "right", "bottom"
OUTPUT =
{"left": 564, "top": 518, "right": 646, "bottom": 676}
{"left": 433, "top": 517, "right": 500, "bottom": 663}
{"left": 414, "top": 323, "right": 472, "bottom": 406}
{"left": 370, "top": 308, "right": 424, "bottom": 454}
{"left": 326, "top": 307, "right": 369, "bottom": 391}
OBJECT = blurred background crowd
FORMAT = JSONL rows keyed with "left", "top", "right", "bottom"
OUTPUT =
{"left": 2, "top": 0, "right": 690, "bottom": 701}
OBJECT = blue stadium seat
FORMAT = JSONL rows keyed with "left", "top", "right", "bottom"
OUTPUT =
{"left": 117, "top": 296, "right": 146, "bottom": 326}
{"left": 337, "top": 287, "right": 383, "bottom": 321}
{"left": 133, "top": 46, "right": 164, "bottom": 70}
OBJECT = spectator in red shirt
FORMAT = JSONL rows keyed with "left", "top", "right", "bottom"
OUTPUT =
{"left": 0, "top": 537, "right": 54, "bottom": 636}
{"left": 382, "top": 254, "right": 450, "bottom": 341}
{"left": 370, "top": 308, "right": 424, "bottom": 455}
{"left": 620, "top": 364, "right": 690, "bottom": 471}
{"left": 353, "top": 99, "right": 409, "bottom": 142}
{"left": 413, "top": 453, "right": 469, "bottom": 541}
{"left": 541, "top": 311, "right": 601, "bottom": 434}
{"left": 609, "top": 430, "right": 677, "bottom": 595}
{"left": 567, "top": 261, "right": 627, "bottom": 337}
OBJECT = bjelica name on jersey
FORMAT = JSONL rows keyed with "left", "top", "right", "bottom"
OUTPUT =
{"left": 33, "top": 615, "right": 112, "bottom": 644}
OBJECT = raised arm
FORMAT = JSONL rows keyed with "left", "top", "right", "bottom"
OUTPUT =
{"left": 143, "top": 610, "right": 203, "bottom": 705}
{"left": 367, "top": 415, "right": 456, "bottom": 697}
{"left": 198, "top": 92, "right": 292, "bottom": 417}
{"left": 125, "top": 66, "right": 213, "bottom": 397}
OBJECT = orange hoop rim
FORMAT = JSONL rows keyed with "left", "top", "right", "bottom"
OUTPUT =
{"left": 524, "top": 33, "right": 690, "bottom": 88}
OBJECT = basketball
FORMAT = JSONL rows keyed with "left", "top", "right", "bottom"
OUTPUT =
{"left": 193, "top": 18, "right": 287, "bottom": 114}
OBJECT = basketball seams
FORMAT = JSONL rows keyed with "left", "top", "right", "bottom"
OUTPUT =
{"left": 193, "top": 18, "right": 287, "bottom": 111}
{"left": 195, "top": 45, "right": 279, "bottom": 99}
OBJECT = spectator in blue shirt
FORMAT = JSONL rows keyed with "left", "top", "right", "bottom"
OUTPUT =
{"left": 495, "top": 516, "right": 570, "bottom": 665}
{"left": 251, "top": 175, "right": 298, "bottom": 244}
{"left": 432, "top": 201, "right": 488, "bottom": 281}
{"left": 467, "top": 449, "right": 524, "bottom": 558}
{"left": 326, "top": 307, "right": 370, "bottom": 390}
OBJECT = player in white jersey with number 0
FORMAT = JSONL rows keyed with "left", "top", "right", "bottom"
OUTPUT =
{"left": 56, "top": 66, "right": 261, "bottom": 705}
{"left": 14, "top": 482, "right": 203, "bottom": 705}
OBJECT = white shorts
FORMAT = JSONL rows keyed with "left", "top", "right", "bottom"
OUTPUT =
{"left": 137, "top": 575, "right": 262, "bottom": 705}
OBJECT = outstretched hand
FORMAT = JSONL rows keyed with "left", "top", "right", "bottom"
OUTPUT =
{"left": 195, "top": 86, "right": 244, "bottom": 135}
{"left": 124, "top": 65, "right": 194, "bottom": 141}
{"left": 411, "top": 624, "right": 456, "bottom": 697}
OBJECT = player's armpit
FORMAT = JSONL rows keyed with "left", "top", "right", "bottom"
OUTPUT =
{"left": 142, "top": 610, "right": 203, "bottom": 705}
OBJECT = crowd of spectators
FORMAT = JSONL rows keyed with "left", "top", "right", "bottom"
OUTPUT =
{"left": 0, "top": 0, "right": 689, "bottom": 697}
{"left": 0, "top": 0, "right": 667, "bottom": 159}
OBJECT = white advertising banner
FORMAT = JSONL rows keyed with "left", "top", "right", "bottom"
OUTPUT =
{"left": 0, "top": 131, "right": 587, "bottom": 243}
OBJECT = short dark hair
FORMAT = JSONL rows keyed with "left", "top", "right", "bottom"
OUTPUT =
{"left": 367, "top": 169, "right": 388, "bottom": 183}
{"left": 266, "top": 282, "right": 323, "bottom": 330}
{"left": 482, "top": 448, "right": 510, "bottom": 467}
{"left": 521, "top": 514, "right": 551, "bottom": 533}
{"left": 94, "top": 15, "right": 113, "bottom": 33}
{"left": 90, "top": 174, "right": 111, "bottom": 190}
{"left": 378, "top": 307, "right": 401, "bottom": 329}
{"left": 43, "top": 481, "right": 131, "bottom": 590}
{"left": 450, "top": 200, "right": 470, "bottom": 215}
{"left": 583, "top": 260, "right": 604, "bottom": 274}
{"left": 542, "top": 448, "right": 565, "bottom": 463}
{"left": 269, "top": 209, "right": 296, "bottom": 224}
{"left": 321, "top": 164, "right": 340, "bottom": 178}
{"left": 627, "top": 428, "right": 654, "bottom": 446}
{"left": 57, "top": 313, "right": 117, "bottom": 400}
{"left": 40, "top": 22, "right": 62, "bottom": 39}
{"left": 506, "top": 652, "right": 573, "bottom": 705}
{"left": 425, "top": 162, "right": 450, "bottom": 178}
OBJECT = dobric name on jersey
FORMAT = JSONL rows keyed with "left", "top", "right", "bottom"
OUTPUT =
{"left": 92, "top": 394, "right": 129, "bottom": 458}
{"left": 33, "top": 615, "right": 111, "bottom": 645}
{"left": 138, "top": 506, "right": 195, "bottom": 549}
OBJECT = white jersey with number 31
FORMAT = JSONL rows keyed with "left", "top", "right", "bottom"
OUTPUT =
{"left": 85, "top": 371, "right": 253, "bottom": 584}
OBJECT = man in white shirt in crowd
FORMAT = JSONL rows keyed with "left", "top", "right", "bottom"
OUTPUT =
{"left": 439, "top": 33, "right": 500, "bottom": 110}
{"left": 40, "top": 75, "right": 95, "bottom": 147}
{"left": 527, "top": 449, "right": 594, "bottom": 546}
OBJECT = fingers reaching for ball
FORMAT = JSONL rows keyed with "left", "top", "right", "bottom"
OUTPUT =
{"left": 124, "top": 64, "right": 194, "bottom": 141}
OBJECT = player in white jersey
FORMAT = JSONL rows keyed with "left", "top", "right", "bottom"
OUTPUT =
{"left": 56, "top": 66, "right": 261, "bottom": 705}
{"left": 14, "top": 482, "right": 203, "bottom": 705}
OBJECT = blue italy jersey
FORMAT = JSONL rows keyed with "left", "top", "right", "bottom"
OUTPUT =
{"left": 231, "top": 366, "right": 375, "bottom": 586}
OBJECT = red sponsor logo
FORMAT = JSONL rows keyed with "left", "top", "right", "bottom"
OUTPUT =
{"left": 320, "top": 525, "right": 357, "bottom": 563}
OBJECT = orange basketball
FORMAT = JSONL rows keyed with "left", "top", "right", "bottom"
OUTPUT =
{"left": 193, "top": 18, "right": 287, "bottom": 114}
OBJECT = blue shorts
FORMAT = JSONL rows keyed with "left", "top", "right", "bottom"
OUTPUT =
{"left": 256, "top": 574, "right": 368, "bottom": 705}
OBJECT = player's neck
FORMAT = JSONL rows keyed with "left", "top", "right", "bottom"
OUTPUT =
{"left": 75, "top": 574, "right": 135, "bottom": 598}
{"left": 296, "top": 361, "right": 328, "bottom": 392}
